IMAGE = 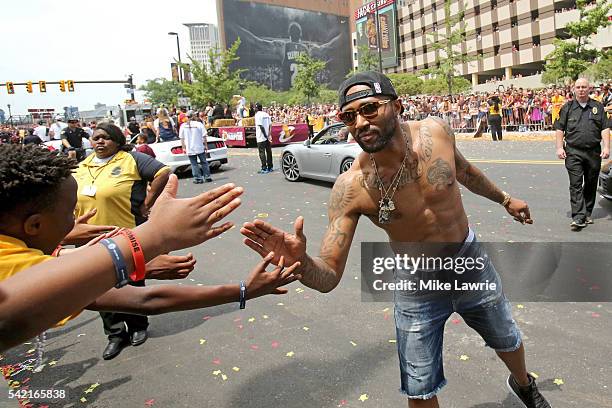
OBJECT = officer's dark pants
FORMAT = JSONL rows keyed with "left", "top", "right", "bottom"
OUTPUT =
{"left": 488, "top": 114, "right": 503, "bottom": 141}
{"left": 100, "top": 279, "right": 148, "bottom": 340}
{"left": 257, "top": 140, "right": 273, "bottom": 171}
{"left": 565, "top": 146, "right": 601, "bottom": 222}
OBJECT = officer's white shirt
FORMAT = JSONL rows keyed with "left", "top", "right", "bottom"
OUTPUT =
{"left": 33, "top": 125, "right": 49, "bottom": 142}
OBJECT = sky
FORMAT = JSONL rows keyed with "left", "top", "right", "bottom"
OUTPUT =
{"left": 1, "top": 0, "right": 218, "bottom": 116}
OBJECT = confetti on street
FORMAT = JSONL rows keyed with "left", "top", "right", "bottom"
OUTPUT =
{"left": 459, "top": 355, "right": 470, "bottom": 361}
{"left": 303, "top": 327, "right": 309, "bottom": 331}
{"left": 517, "top": 304, "right": 525, "bottom": 309}
{"left": 358, "top": 394, "right": 369, "bottom": 402}
{"left": 286, "top": 351, "right": 295, "bottom": 357}
{"left": 530, "top": 372, "right": 539, "bottom": 379}
{"left": 144, "top": 399, "right": 155, "bottom": 407}
{"left": 554, "top": 378, "right": 564, "bottom": 386}
{"left": 350, "top": 341, "right": 357, "bottom": 347}
{"left": 199, "top": 339, "right": 206, "bottom": 345}
{"left": 232, "top": 367, "right": 240, "bottom": 372}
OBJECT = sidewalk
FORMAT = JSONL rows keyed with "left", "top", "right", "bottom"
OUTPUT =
{"left": 456, "top": 131, "right": 556, "bottom": 141}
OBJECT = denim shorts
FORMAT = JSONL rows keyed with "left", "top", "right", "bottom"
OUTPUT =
{"left": 393, "top": 228, "right": 522, "bottom": 399}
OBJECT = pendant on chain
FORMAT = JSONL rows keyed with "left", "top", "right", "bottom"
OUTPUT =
{"left": 378, "top": 198, "right": 395, "bottom": 224}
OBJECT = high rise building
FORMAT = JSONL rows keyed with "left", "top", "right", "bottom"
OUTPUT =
{"left": 184, "top": 23, "right": 220, "bottom": 70}
{"left": 351, "top": 0, "right": 611, "bottom": 90}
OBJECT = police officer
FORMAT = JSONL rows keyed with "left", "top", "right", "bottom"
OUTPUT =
{"left": 61, "top": 118, "right": 89, "bottom": 161}
{"left": 555, "top": 78, "right": 611, "bottom": 231}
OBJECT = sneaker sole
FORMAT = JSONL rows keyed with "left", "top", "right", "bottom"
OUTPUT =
{"left": 506, "top": 377, "right": 529, "bottom": 408}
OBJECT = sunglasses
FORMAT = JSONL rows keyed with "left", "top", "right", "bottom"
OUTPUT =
{"left": 337, "top": 99, "right": 392, "bottom": 125}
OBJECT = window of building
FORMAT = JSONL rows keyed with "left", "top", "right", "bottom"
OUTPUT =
{"left": 491, "top": 0, "right": 497, "bottom": 9}
{"left": 532, "top": 35, "right": 540, "bottom": 46}
{"left": 353, "top": 38, "right": 357, "bottom": 46}
{"left": 512, "top": 41, "right": 519, "bottom": 52}
{"left": 493, "top": 23, "right": 499, "bottom": 32}
{"left": 423, "top": 45, "right": 428, "bottom": 53}
{"left": 411, "top": 31, "right": 415, "bottom": 39}
{"left": 424, "top": 63, "right": 429, "bottom": 69}
{"left": 494, "top": 45, "right": 500, "bottom": 55}
{"left": 412, "top": 49, "right": 417, "bottom": 56}
{"left": 511, "top": 17, "right": 518, "bottom": 27}
{"left": 409, "top": 13, "right": 413, "bottom": 21}
{"left": 531, "top": 10, "right": 539, "bottom": 21}
{"left": 354, "top": 52, "right": 358, "bottom": 60}
{"left": 474, "top": 5, "right": 480, "bottom": 15}
{"left": 432, "top": 2, "right": 436, "bottom": 11}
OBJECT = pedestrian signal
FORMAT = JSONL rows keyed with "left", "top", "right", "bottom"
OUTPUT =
{"left": 67, "top": 80, "right": 74, "bottom": 92}
{"left": 59, "top": 80, "right": 66, "bottom": 92}
{"left": 39, "top": 81, "right": 47, "bottom": 92}
{"left": 6, "top": 82, "right": 15, "bottom": 94}
{"left": 26, "top": 81, "right": 33, "bottom": 93}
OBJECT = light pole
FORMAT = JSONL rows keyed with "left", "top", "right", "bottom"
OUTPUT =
{"left": 168, "top": 32, "right": 183, "bottom": 83}
{"left": 7, "top": 104, "right": 12, "bottom": 127}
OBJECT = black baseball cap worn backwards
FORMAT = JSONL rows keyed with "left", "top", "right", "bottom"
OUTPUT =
{"left": 338, "top": 71, "right": 399, "bottom": 109}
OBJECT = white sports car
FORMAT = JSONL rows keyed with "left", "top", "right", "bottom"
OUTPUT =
{"left": 280, "top": 123, "right": 361, "bottom": 183}
{"left": 130, "top": 136, "right": 228, "bottom": 174}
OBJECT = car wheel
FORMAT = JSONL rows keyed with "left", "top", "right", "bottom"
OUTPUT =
{"left": 282, "top": 153, "right": 301, "bottom": 181}
{"left": 340, "top": 158, "right": 354, "bottom": 174}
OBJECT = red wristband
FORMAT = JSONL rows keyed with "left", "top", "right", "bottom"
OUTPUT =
{"left": 120, "top": 229, "right": 146, "bottom": 282}
{"left": 51, "top": 245, "right": 62, "bottom": 257}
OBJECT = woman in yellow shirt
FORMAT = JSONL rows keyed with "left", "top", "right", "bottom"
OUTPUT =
{"left": 550, "top": 89, "right": 565, "bottom": 125}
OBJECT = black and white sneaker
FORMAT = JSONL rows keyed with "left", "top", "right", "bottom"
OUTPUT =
{"left": 585, "top": 216, "right": 594, "bottom": 224}
{"left": 506, "top": 374, "right": 551, "bottom": 408}
{"left": 570, "top": 220, "right": 586, "bottom": 231}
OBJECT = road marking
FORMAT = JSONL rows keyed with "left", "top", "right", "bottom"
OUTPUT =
{"left": 227, "top": 151, "right": 563, "bottom": 165}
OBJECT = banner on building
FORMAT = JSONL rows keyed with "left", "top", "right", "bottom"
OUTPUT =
{"left": 355, "top": 0, "right": 399, "bottom": 69}
{"left": 171, "top": 63, "right": 180, "bottom": 82}
{"left": 221, "top": 0, "right": 352, "bottom": 91}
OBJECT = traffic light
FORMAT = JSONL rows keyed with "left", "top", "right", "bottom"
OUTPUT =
{"left": 67, "top": 80, "right": 74, "bottom": 92}
{"left": 26, "top": 81, "right": 33, "bottom": 93}
{"left": 39, "top": 80, "right": 46, "bottom": 92}
{"left": 59, "top": 80, "right": 66, "bottom": 92}
{"left": 6, "top": 82, "right": 15, "bottom": 94}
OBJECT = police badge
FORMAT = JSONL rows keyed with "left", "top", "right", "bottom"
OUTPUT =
{"left": 592, "top": 106, "right": 598, "bottom": 115}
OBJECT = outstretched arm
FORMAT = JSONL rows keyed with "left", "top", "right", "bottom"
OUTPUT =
{"left": 87, "top": 252, "right": 301, "bottom": 314}
{"left": 428, "top": 116, "right": 532, "bottom": 224}
{"left": 233, "top": 25, "right": 284, "bottom": 60}
{"left": 241, "top": 174, "right": 359, "bottom": 292}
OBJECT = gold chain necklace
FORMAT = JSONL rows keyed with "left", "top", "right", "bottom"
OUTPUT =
{"left": 369, "top": 131, "right": 411, "bottom": 224}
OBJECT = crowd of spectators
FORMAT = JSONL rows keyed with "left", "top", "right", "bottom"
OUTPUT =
{"left": 2, "top": 83, "right": 610, "bottom": 142}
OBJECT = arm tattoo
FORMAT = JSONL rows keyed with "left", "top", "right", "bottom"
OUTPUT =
{"left": 300, "top": 217, "right": 351, "bottom": 292}
{"left": 418, "top": 125, "right": 434, "bottom": 162}
{"left": 458, "top": 165, "right": 504, "bottom": 203}
{"left": 426, "top": 158, "right": 453, "bottom": 191}
{"left": 329, "top": 179, "right": 356, "bottom": 213}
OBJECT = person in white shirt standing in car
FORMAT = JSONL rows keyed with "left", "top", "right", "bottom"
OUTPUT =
{"left": 49, "top": 116, "right": 67, "bottom": 141}
{"left": 33, "top": 120, "right": 49, "bottom": 142}
{"left": 179, "top": 111, "right": 212, "bottom": 184}
{"left": 254, "top": 103, "right": 273, "bottom": 174}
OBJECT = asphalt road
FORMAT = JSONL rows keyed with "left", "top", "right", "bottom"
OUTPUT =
{"left": 1, "top": 139, "right": 611, "bottom": 408}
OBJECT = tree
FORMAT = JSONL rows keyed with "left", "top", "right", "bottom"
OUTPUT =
{"left": 424, "top": 0, "right": 474, "bottom": 95}
{"left": 543, "top": 0, "right": 611, "bottom": 84}
{"left": 292, "top": 53, "right": 326, "bottom": 104}
{"left": 139, "top": 78, "right": 183, "bottom": 107}
{"left": 181, "top": 38, "right": 246, "bottom": 108}
{"left": 585, "top": 49, "right": 612, "bottom": 82}
{"left": 421, "top": 76, "right": 471, "bottom": 95}
{"left": 356, "top": 44, "right": 378, "bottom": 72}
{"left": 387, "top": 73, "right": 424, "bottom": 95}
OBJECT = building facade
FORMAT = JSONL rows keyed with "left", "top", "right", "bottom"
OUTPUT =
{"left": 184, "top": 23, "right": 220, "bottom": 70}
{"left": 351, "top": 0, "right": 611, "bottom": 89}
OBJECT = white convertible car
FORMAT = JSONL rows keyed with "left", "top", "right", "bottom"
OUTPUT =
{"left": 280, "top": 123, "right": 361, "bottom": 182}
{"left": 129, "top": 136, "right": 228, "bottom": 174}
{"left": 46, "top": 137, "right": 228, "bottom": 174}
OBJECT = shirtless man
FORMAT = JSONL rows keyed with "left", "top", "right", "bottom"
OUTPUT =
{"left": 241, "top": 72, "right": 551, "bottom": 408}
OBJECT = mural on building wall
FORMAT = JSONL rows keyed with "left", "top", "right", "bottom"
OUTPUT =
{"left": 222, "top": 0, "right": 352, "bottom": 91}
